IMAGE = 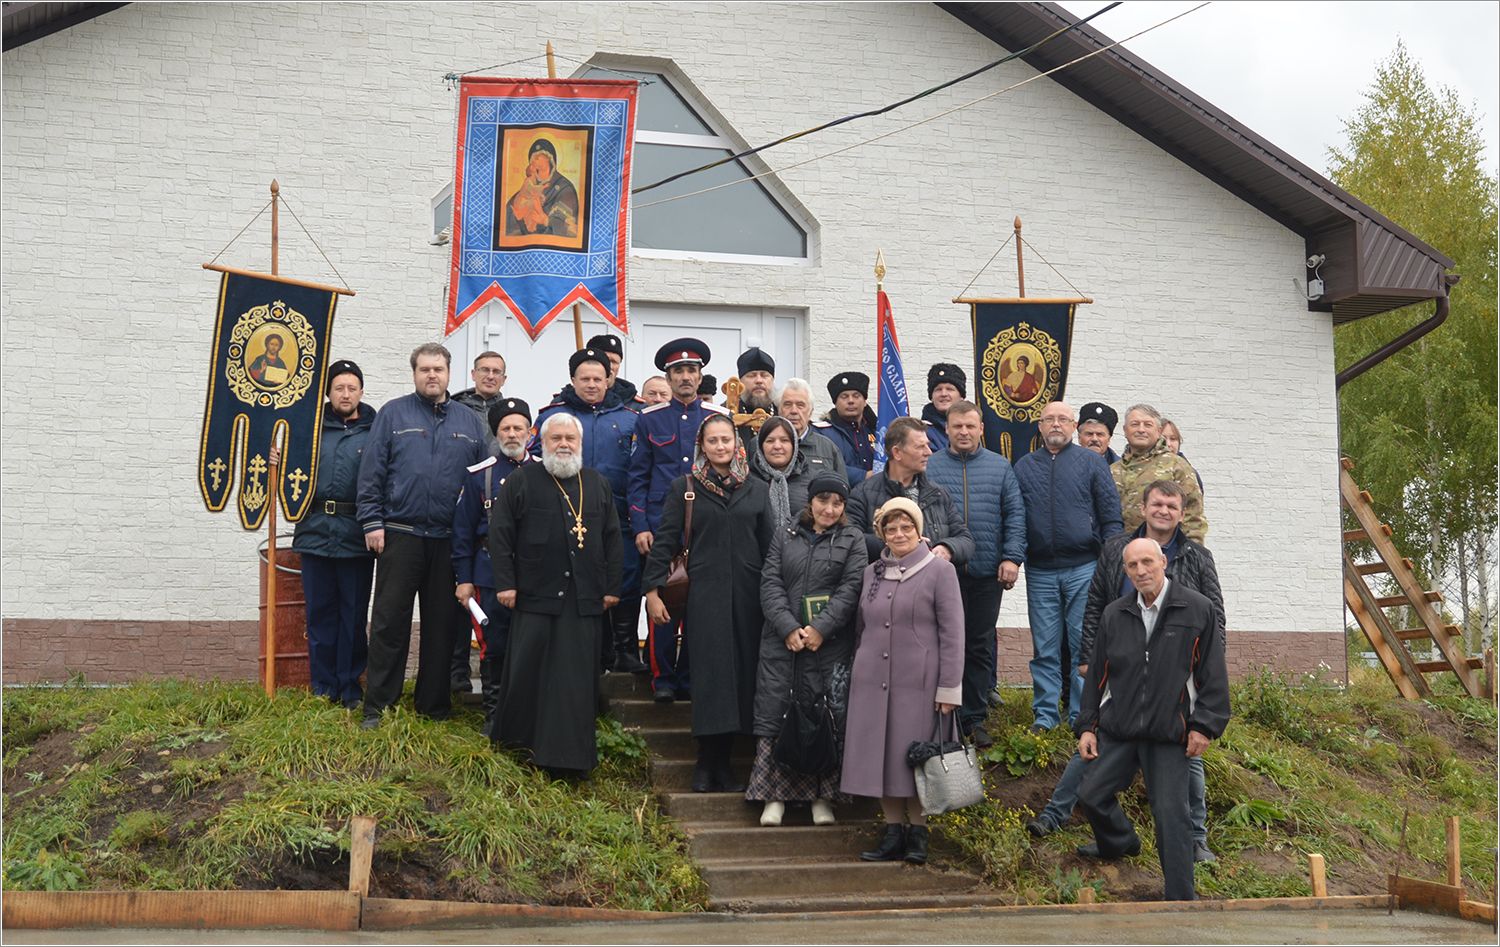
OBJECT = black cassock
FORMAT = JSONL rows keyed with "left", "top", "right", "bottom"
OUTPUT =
{"left": 488, "top": 462, "right": 621, "bottom": 771}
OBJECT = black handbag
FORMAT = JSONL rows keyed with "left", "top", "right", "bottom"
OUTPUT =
{"left": 771, "top": 651, "right": 839, "bottom": 776}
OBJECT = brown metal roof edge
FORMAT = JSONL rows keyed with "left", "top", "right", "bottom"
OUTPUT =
{"left": 3, "top": 2, "right": 128, "bottom": 52}
{"left": 940, "top": 1, "right": 1454, "bottom": 273}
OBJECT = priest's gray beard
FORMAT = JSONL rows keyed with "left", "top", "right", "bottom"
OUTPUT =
{"left": 542, "top": 449, "right": 582, "bottom": 479}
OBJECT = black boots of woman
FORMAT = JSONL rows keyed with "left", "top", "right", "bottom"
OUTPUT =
{"left": 859, "top": 824, "right": 929, "bottom": 864}
{"left": 692, "top": 734, "right": 744, "bottom": 793}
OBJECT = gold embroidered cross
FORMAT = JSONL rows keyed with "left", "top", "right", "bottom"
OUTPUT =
{"left": 287, "top": 467, "right": 309, "bottom": 502}
{"left": 207, "top": 457, "right": 227, "bottom": 491}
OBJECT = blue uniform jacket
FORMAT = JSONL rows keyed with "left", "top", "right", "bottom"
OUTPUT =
{"left": 921, "top": 403, "right": 950, "bottom": 454}
{"left": 926, "top": 445, "right": 1027, "bottom": 578}
{"left": 356, "top": 392, "right": 487, "bottom": 538}
{"left": 531, "top": 386, "right": 639, "bottom": 506}
{"left": 451, "top": 452, "right": 529, "bottom": 588}
{"left": 292, "top": 402, "right": 376, "bottom": 559}
{"left": 814, "top": 407, "right": 877, "bottom": 485}
{"left": 1012, "top": 442, "right": 1123, "bottom": 570}
{"left": 627, "top": 396, "right": 728, "bottom": 535}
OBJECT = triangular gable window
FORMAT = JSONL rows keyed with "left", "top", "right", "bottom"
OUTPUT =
{"left": 581, "top": 64, "right": 811, "bottom": 261}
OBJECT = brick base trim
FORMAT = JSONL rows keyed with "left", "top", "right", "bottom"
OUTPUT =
{"left": 996, "top": 626, "right": 1348, "bottom": 684}
{"left": 1, "top": 619, "right": 428, "bottom": 684}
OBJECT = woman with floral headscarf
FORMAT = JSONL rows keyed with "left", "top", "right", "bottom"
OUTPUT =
{"left": 644, "top": 413, "right": 775, "bottom": 792}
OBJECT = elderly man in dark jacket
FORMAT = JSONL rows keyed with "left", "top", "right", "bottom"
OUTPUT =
{"left": 925, "top": 401, "right": 1025, "bottom": 747}
{"left": 1029, "top": 480, "right": 1225, "bottom": 861}
{"left": 846, "top": 417, "right": 974, "bottom": 566}
{"left": 291, "top": 360, "right": 375, "bottom": 709}
{"left": 357, "top": 343, "right": 487, "bottom": 727}
{"left": 1073, "top": 537, "right": 1230, "bottom": 901}
{"left": 1013, "top": 402, "right": 1122, "bottom": 730}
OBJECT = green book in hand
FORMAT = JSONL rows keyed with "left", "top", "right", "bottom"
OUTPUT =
{"left": 801, "top": 594, "right": 830, "bottom": 626}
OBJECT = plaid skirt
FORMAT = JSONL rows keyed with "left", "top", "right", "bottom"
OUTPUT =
{"left": 744, "top": 737, "right": 851, "bottom": 803}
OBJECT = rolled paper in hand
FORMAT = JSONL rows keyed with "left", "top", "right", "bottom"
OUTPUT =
{"left": 466, "top": 597, "right": 489, "bottom": 627}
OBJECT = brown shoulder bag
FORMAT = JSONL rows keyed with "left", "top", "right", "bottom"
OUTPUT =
{"left": 659, "top": 488, "right": 695, "bottom": 615}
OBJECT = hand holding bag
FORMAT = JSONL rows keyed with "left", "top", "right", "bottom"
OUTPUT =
{"left": 659, "top": 488, "right": 694, "bottom": 615}
{"left": 908, "top": 711, "right": 983, "bottom": 815}
{"left": 771, "top": 651, "right": 839, "bottom": 776}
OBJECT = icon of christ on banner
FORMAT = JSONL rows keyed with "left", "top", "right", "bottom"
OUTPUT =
{"left": 494, "top": 127, "right": 591, "bottom": 251}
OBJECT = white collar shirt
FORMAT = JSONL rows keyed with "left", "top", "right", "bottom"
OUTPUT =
{"left": 1138, "top": 577, "right": 1171, "bottom": 643}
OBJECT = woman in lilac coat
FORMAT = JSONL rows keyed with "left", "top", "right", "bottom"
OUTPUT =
{"left": 840, "top": 497, "right": 964, "bottom": 865}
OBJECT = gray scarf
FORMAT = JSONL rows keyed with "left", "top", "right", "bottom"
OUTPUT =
{"left": 751, "top": 418, "right": 806, "bottom": 529}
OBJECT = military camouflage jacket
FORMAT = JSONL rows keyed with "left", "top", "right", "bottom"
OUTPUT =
{"left": 1111, "top": 438, "right": 1207, "bottom": 542}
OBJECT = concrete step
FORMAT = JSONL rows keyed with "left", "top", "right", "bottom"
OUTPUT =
{"left": 709, "top": 890, "right": 1015, "bottom": 914}
{"left": 662, "top": 792, "right": 880, "bottom": 826}
{"left": 648, "top": 756, "right": 762, "bottom": 790}
{"left": 699, "top": 859, "right": 975, "bottom": 898}
{"left": 609, "top": 696, "right": 693, "bottom": 727}
{"left": 599, "top": 670, "right": 655, "bottom": 700}
{"left": 687, "top": 824, "right": 870, "bottom": 861}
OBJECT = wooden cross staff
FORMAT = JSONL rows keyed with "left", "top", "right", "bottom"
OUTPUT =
{"left": 721, "top": 376, "right": 772, "bottom": 434}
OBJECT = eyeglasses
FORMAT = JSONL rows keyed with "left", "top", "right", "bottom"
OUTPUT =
{"left": 474, "top": 368, "right": 507, "bottom": 377}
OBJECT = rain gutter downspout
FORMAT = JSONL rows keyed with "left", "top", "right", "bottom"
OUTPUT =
{"left": 1335, "top": 274, "right": 1459, "bottom": 389}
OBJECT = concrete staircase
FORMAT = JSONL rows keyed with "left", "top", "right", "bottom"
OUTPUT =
{"left": 603, "top": 671, "right": 1011, "bottom": 913}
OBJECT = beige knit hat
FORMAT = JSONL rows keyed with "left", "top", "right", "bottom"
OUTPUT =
{"left": 873, "top": 496, "right": 924, "bottom": 537}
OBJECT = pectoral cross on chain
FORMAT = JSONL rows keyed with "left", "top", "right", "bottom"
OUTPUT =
{"left": 569, "top": 516, "right": 588, "bottom": 549}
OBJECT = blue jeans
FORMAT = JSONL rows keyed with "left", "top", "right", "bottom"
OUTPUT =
{"left": 1025, "top": 561, "right": 1095, "bottom": 728}
{"left": 1040, "top": 747, "right": 1209, "bottom": 843}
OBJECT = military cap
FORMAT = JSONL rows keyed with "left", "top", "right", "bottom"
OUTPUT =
{"left": 326, "top": 359, "right": 363, "bottom": 390}
{"left": 927, "top": 362, "right": 967, "bottom": 399}
{"left": 1079, "top": 401, "right": 1119, "bottom": 434}
{"left": 827, "top": 372, "right": 870, "bottom": 401}
{"left": 586, "top": 334, "right": 623, "bottom": 356}
{"left": 488, "top": 398, "right": 531, "bottom": 432}
{"left": 568, "top": 347, "right": 612, "bottom": 377}
{"left": 656, "top": 337, "right": 710, "bottom": 371}
{"left": 736, "top": 346, "right": 776, "bottom": 378}
{"left": 806, "top": 471, "right": 850, "bottom": 501}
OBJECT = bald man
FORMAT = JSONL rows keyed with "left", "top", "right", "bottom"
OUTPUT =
{"left": 1073, "top": 537, "right": 1229, "bottom": 901}
{"left": 1012, "top": 402, "right": 1122, "bottom": 730}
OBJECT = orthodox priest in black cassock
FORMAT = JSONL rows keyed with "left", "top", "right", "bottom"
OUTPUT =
{"left": 488, "top": 426, "right": 621, "bottom": 776}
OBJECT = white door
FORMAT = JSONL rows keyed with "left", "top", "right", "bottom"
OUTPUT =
{"left": 454, "top": 301, "right": 804, "bottom": 408}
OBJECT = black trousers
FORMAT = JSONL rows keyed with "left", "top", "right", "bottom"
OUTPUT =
{"left": 363, "top": 532, "right": 456, "bottom": 719}
{"left": 1077, "top": 733, "right": 1197, "bottom": 901}
{"left": 957, "top": 573, "right": 1002, "bottom": 732}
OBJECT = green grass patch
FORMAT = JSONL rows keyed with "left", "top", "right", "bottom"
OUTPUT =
{"left": 2, "top": 680, "right": 705, "bottom": 909}
{"left": 939, "top": 665, "right": 1496, "bottom": 904}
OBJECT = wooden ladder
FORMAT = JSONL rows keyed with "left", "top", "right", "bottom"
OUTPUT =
{"left": 1339, "top": 457, "right": 1486, "bottom": 700}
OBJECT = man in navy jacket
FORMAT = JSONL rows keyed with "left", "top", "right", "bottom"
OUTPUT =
{"left": 357, "top": 343, "right": 487, "bottom": 726}
{"left": 926, "top": 401, "right": 1025, "bottom": 747}
{"left": 1013, "top": 401, "right": 1122, "bottom": 730}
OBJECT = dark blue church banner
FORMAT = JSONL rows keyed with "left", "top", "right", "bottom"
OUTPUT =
{"left": 198, "top": 270, "right": 340, "bottom": 530}
{"left": 969, "top": 300, "right": 1080, "bottom": 462}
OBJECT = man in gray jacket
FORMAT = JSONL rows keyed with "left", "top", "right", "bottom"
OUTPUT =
{"left": 846, "top": 417, "right": 974, "bottom": 566}
{"left": 357, "top": 343, "right": 488, "bottom": 727}
{"left": 776, "top": 378, "right": 847, "bottom": 479}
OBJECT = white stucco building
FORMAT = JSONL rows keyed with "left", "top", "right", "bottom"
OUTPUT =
{"left": 1, "top": 2, "right": 1452, "bottom": 682}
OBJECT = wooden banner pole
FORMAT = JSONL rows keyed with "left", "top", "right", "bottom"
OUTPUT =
{"left": 1014, "top": 215, "right": 1025, "bottom": 298}
{"left": 543, "top": 42, "right": 587, "bottom": 350}
{"left": 265, "top": 179, "right": 280, "bottom": 699}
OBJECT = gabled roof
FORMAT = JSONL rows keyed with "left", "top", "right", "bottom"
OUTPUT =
{"left": 2, "top": 2, "right": 125, "bottom": 51}
{"left": 941, "top": 1, "right": 1454, "bottom": 323}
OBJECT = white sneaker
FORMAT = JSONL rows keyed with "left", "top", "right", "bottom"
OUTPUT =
{"left": 759, "top": 801, "right": 785, "bottom": 826}
{"left": 811, "top": 798, "right": 836, "bottom": 825}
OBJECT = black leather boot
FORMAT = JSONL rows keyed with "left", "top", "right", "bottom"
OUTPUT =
{"left": 692, "top": 738, "right": 714, "bottom": 793}
{"left": 712, "top": 735, "right": 746, "bottom": 793}
{"left": 860, "top": 823, "right": 907, "bottom": 862}
{"left": 903, "top": 825, "right": 930, "bottom": 864}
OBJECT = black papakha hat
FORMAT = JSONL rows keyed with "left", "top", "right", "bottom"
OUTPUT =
{"left": 488, "top": 398, "right": 531, "bottom": 432}
{"left": 568, "top": 348, "right": 612, "bottom": 377}
{"left": 1079, "top": 402, "right": 1119, "bottom": 434}
{"left": 586, "top": 334, "right": 623, "bottom": 356}
{"left": 806, "top": 471, "right": 850, "bottom": 500}
{"left": 826, "top": 372, "right": 870, "bottom": 401}
{"left": 927, "top": 362, "right": 967, "bottom": 399}
{"left": 326, "top": 359, "right": 363, "bottom": 391}
{"left": 736, "top": 346, "right": 776, "bottom": 378}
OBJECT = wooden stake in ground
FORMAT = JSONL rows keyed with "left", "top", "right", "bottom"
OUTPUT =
{"left": 1445, "top": 815, "right": 1462, "bottom": 888}
{"left": 348, "top": 816, "right": 377, "bottom": 897}
{"left": 1308, "top": 853, "right": 1328, "bottom": 897}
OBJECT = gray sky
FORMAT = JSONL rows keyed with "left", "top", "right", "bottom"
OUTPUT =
{"left": 1055, "top": 0, "right": 1500, "bottom": 176}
